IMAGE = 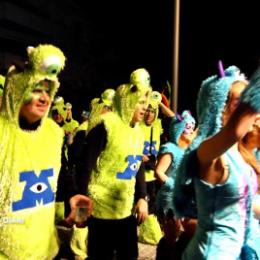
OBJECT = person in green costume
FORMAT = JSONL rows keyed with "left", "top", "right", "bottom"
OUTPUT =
{"left": 63, "top": 102, "right": 79, "bottom": 137}
{"left": 138, "top": 91, "right": 164, "bottom": 246}
{"left": 69, "top": 71, "right": 152, "bottom": 259}
{"left": 0, "top": 44, "right": 92, "bottom": 260}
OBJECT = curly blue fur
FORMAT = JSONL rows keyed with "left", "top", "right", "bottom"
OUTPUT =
{"left": 240, "top": 66, "right": 260, "bottom": 112}
{"left": 173, "top": 65, "right": 242, "bottom": 218}
{"left": 169, "top": 110, "right": 195, "bottom": 145}
{"left": 155, "top": 142, "right": 185, "bottom": 217}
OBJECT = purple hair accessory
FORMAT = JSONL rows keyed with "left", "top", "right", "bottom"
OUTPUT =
{"left": 176, "top": 113, "right": 183, "bottom": 122}
{"left": 218, "top": 60, "right": 225, "bottom": 78}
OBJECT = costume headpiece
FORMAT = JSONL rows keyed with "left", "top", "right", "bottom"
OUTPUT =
{"left": 51, "top": 103, "right": 67, "bottom": 120}
{"left": 65, "top": 102, "right": 72, "bottom": 110}
{"left": 130, "top": 68, "right": 151, "bottom": 89}
{"left": 114, "top": 83, "right": 151, "bottom": 124}
{"left": 53, "top": 96, "right": 64, "bottom": 106}
{"left": 101, "top": 88, "right": 115, "bottom": 107}
{"left": 0, "top": 44, "right": 66, "bottom": 123}
{"left": 148, "top": 91, "right": 162, "bottom": 119}
{"left": 169, "top": 110, "right": 195, "bottom": 145}
{"left": 195, "top": 64, "right": 245, "bottom": 148}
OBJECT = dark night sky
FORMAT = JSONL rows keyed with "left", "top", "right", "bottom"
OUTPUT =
{"left": 2, "top": 0, "right": 260, "bottom": 120}
{"left": 178, "top": 1, "right": 260, "bottom": 115}
{"left": 70, "top": 0, "right": 260, "bottom": 118}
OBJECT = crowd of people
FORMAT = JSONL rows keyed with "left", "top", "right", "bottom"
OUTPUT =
{"left": 0, "top": 44, "right": 260, "bottom": 260}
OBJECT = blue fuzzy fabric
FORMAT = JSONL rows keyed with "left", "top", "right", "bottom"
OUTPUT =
{"left": 173, "top": 65, "right": 242, "bottom": 218}
{"left": 169, "top": 110, "right": 195, "bottom": 145}
{"left": 240, "top": 65, "right": 260, "bottom": 112}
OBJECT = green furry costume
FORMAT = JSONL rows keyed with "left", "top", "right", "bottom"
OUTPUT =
{"left": 87, "top": 88, "right": 115, "bottom": 133}
{"left": 88, "top": 83, "right": 151, "bottom": 219}
{"left": 0, "top": 44, "right": 65, "bottom": 259}
{"left": 138, "top": 91, "right": 163, "bottom": 245}
{"left": 140, "top": 91, "right": 163, "bottom": 182}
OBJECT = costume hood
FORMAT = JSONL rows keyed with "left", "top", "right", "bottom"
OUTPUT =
{"left": 113, "top": 83, "right": 151, "bottom": 124}
{"left": 87, "top": 88, "right": 116, "bottom": 132}
{"left": 147, "top": 91, "right": 162, "bottom": 120}
{"left": 130, "top": 68, "right": 151, "bottom": 89}
{"left": 169, "top": 110, "right": 195, "bottom": 145}
{"left": 193, "top": 65, "right": 245, "bottom": 149}
{"left": 0, "top": 44, "right": 66, "bottom": 125}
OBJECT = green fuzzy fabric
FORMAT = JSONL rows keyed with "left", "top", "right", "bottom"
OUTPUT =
{"left": 114, "top": 83, "right": 151, "bottom": 125}
{"left": 0, "top": 44, "right": 65, "bottom": 259}
{"left": 138, "top": 214, "right": 163, "bottom": 245}
{"left": 240, "top": 65, "right": 260, "bottom": 112}
{"left": 88, "top": 112, "right": 144, "bottom": 219}
{"left": 0, "top": 44, "right": 65, "bottom": 124}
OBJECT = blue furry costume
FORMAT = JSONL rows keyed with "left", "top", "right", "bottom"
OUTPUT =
{"left": 155, "top": 110, "right": 195, "bottom": 218}
{"left": 173, "top": 66, "right": 260, "bottom": 259}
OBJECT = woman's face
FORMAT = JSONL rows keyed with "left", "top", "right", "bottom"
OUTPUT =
{"left": 222, "top": 80, "right": 247, "bottom": 126}
{"left": 179, "top": 121, "right": 196, "bottom": 145}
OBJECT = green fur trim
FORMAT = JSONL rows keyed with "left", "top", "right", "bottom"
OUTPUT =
{"left": 0, "top": 44, "right": 66, "bottom": 125}
{"left": 114, "top": 83, "right": 152, "bottom": 124}
{"left": 88, "top": 112, "right": 144, "bottom": 219}
{"left": 138, "top": 214, "right": 163, "bottom": 245}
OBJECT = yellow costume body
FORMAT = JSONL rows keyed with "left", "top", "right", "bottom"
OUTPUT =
{"left": 0, "top": 44, "right": 65, "bottom": 259}
{"left": 88, "top": 112, "right": 144, "bottom": 219}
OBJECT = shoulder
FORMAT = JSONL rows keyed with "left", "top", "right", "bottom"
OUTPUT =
{"left": 160, "top": 142, "right": 181, "bottom": 155}
{"left": 44, "top": 118, "right": 64, "bottom": 137}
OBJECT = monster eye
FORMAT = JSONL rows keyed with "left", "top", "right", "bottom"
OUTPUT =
{"left": 130, "top": 162, "right": 139, "bottom": 171}
{"left": 41, "top": 56, "right": 62, "bottom": 75}
{"left": 45, "top": 64, "right": 60, "bottom": 75}
{"left": 30, "top": 182, "right": 48, "bottom": 193}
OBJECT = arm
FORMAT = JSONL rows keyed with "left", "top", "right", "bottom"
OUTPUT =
{"left": 133, "top": 163, "right": 148, "bottom": 224}
{"left": 65, "top": 123, "right": 107, "bottom": 226}
{"left": 159, "top": 102, "right": 175, "bottom": 118}
{"left": 154, "top": 153, "right": 173, "bottom": 184}
{"left": 197, "top": 104, "right": 258, "bottom": 183}
{"left": 76, "top": 123, "right": 107, "bottom": 195}
{"left": 198, "top": 104, "right": 257, "bottom": 164}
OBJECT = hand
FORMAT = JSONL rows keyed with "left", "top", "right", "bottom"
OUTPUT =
{"left": 142, "top": 155, "right": 150, "bottom": 163}
{"left": 64, "top": 194, "right": 93, "bottom": 228}
{"left": 133, "top": 198, "right": 148, "bottom": 225}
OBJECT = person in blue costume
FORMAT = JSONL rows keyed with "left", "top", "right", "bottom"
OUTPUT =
{"left": 173, "top": 63, "right": 260, "bottom": 260}
{"left": 155, "top": 110, "right": 196, "bottom": 260}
